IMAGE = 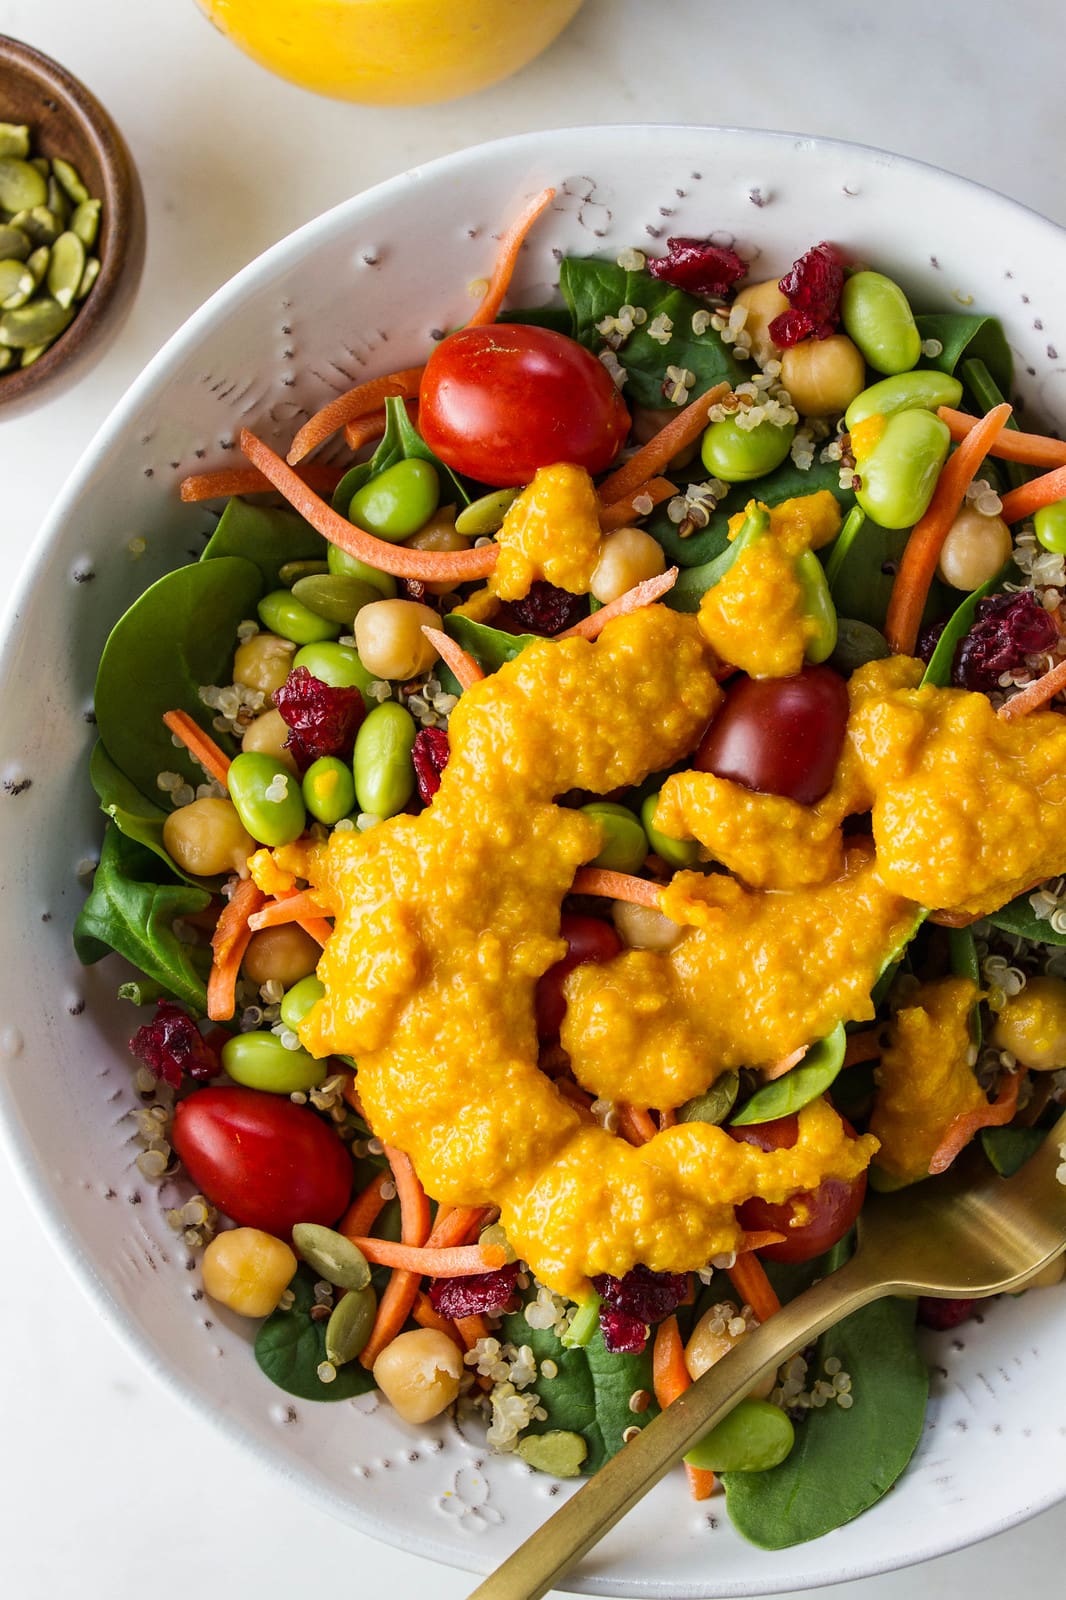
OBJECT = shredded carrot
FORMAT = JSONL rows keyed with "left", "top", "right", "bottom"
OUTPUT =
{"left": 360, "top": 1270, "right": 421, "bottom": 1371}
{"left": 465, "top": 187, "right": 556, "bottom": 328}
{"left": 617, "top": 1102, "right": 659, "bottom": 1146}
{"left": 938, "top": 407, "right": 1066, "bottom": 471}
{"left": 598, "top": 383, "right": 732, "bottom": 506}
{"left": 287, "top": 367, "right": 425, "bottom": 465}
{"left": 178, "top": 462, "right": 346, "bottom": 503}
{"left": 841, "top": 1029, "right": 883, "bottom": 1068}
{"left": 162, "top": 709, "right": 232, "bottom": 789}
{"left": 738, "top": 1230, "right": 787, "bottom": 1253}
{"left": 358, "top": 1147, "right": 433, "bottom": 1369}
{"left": 598, "top": 477, "right": 677, "bottom": 532}
{"left": 884, "top": 403, "right": 1013, "bottom": 655}
{"left": 421, "top": 626, "right": 484, "bottom": 691}
{"left": 555, "top": 1078, "right": 595, "bottom": 1116}
{"left": 455, "top": 1312, "right": 493, "bottom": 1349}
{"left": 241, "top": 428, "right": 499, "bottom": 582}
{"left": 413, "top": 1292, "right": 465, "bottom": 1349}
{"left": 338, "top": 1172, "right": 392, "bottom": 1241}
{"left": 727, "top": 1251, "right": 782, "bottom": 1325}
{"left": 652, "top": 1315, "right": 715, "bottom": 1501}
{"left": 385, "top": 1146, "right": 432, "bottom": 1248}
{"left": 206, "top": 878, "right": 265, "bottom": 1022}
{"left": 659, "top": 1106, "right": 678, "bottom": 1130}
{"left": 1000, "top": 462, "right": 1066, "bottom": 524}
{"left": 558, "top": 568, "right": 678, "bottom": 642}
{"left": 762, "top": 1045, "right": 808, "bottom": 1083}
{"left": 928, "top": 1072, "right": 1021, "bottom": 1175}
{"left": 927, "top": 905, "right": 983, "bottom": 929}
{"left": 571, "top": 867, "right": 663, "bottom": 908}
{"left": 349, "top": 1238, "right": 507, "bottom": 1276}
{"left": 998, "top": 656, "right": 1066, "bottom": 720}
{"left": 342, "top": 399, "right": 420, "bottom": 453}
{"left": 247, "top": 889, "right": 329, "bottom": 932}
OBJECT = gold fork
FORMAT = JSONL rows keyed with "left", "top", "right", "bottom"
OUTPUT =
{"left": 468, "top": 1107, "right": 1066, "bottom": 1600}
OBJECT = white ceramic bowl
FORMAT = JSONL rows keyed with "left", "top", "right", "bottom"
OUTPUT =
{"left": 2, "top": 126, "right": 1066, "bottom": 1598}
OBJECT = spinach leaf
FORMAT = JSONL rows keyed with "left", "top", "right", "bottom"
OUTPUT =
{"left": 200, "top": 497, "right": 326, "bottom": 588}
{"left": 559, "top": 257, "right": 745, "bottom": 412}
{"left": 73, "top": 824, "right": 212, "bottom": 1013}
{"left": 255, "top": 1268, "right": 377, "bottom": 1401}
{"left": 89, "top": 740, "right": 210, "bottom": 888}
{"left": 947, "top": 924, "right": 982, "bottom": 1046}
{"left": 731, "top": 1025, "right": 847, "bottom": 1126}
{"left": 501, "top": 305, "right": 575, "bottom": 335}
{"left": 500, "top": 1298, "right": 658, "bottom": 1473}
{"left": 914, "top": 313, "right": 1012, "bottom": 395}
{"left": 960, "top": 357, "right": 1029, "bottom": 490}
{"left": 829, "top": 518, "right": 946, "bottom": 632}
{"left": 444, "top": 614, "right": 541, "bottom": 672}
{"left": 723, "top": 1292, "right": 927, "bottom": 1547}
{"left": 652, "top": 455, "right": 853, "bottom": 569}
{"left": 331, "top": 395, "right": 471, "bottom": 511}
{"left": 983, "top": 892, "right": 1066, "bottom": 947}
{"left": 980, "top": 1125, "right": 1046, "bottom": 1177}
{"left": 117, "top": 977, "right": 170, "bottom": 1006}
{"left": 94, "top": 554, "right": 264, "bottom": 805}
{"left": 920, "top": 570, "right": 1004, "bottom": 687}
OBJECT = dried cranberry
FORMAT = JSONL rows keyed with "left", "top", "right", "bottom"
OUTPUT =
{"left": 412, "top": 726, "right": 450, "bottom": 803}
{"left": 917, "top": 1296, "right": 976, "bottom": 1331}
{"left": 400, "top": 577, "right": 428, "bottom": 602}
{"left": 916, "top": 620, "right": 946, "bottom": 664}
{"left": 498, "top": 581, "right": 587, "bottom": 637}
{"left": 953, "top": 591, "right": 1059, "bottom": 693}
{"left": 599, "top": 1307, "right": 652, "bottom": 1354}
{"left": 129, "top": 1000, "right": 218, "bottom": 1089}
{"left": 592, "top": 1264, "right": 688, "bottom": 1353}
{"left": 647, "top": 237, "right": 748, "bottom": 299}
{"left": 769, "top": 241, "right": 846, "bottom": 347}
{"left": 429, "top": 1262, "right": 521, "bottom": 1319}
{"left": 273, "top": 667, "right": 366, "bottom": 772}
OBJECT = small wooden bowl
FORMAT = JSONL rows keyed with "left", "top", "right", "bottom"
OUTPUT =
{"left": 0, "top": 36, "right": 145, "bottom": 417}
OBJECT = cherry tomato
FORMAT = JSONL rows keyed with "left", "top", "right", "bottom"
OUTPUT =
{"left": 418, "top": 325, "right": 631, "bottom": 487}
{"left": 535, "top": 913, "right": 622, "bottom": 1039}
{"left": 172, "top": 1086, "right": 352, "bottom": 1237}
{"left": 729, "top": 1112, "right": 867, "bottom": 1263}
{"left": 694, "top": 665, "right": 849, "bottom": 806}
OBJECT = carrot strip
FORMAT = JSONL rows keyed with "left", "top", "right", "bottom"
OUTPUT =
{"left": 247, "top": 890, "right": 329, "bottom": 931}
{"left": 1000, "top": 463, "right": 1066, "bottom": 524}
{"left": 466, "top": 187, "right": 556, "bottom": 328}
{"left": 555, "top": 1078, "right": 595, "bottom": 1115}
{"left": 727, "top": 1251, "right": 782, "bottom": 1325}
{"left": 659, "top": 1106, "right": 678, "bottom": 1130}
{"left": 413, "top": 1292, "right": 465, "bottom": 1349}
{"left": 455, "top": 1312, "right": 493, "bottom": 1349}
{"left": 738, "top": 1230, "right": 787, "bottom": 1254}
{"left": 338, "top": 1172, "right": 391, "bottom": 1242}
{"left": 358, "top": 1148, "right": 433, "bottom": 1369}
{"left": 928, "top": 1072, "right": 1021, "bottom": 1175}
{"left": 349, "top": 1238, "right": 507, "bottom": 1275}
{"left": 998, "top": 655, "right": 1066, "bottom": 720}
{"left": 206, "top": 878, "right": 265, "bottom": 1022}
{"left": 617, "top": 1103, "right": 659, "bottom": 1146}
{"left": 762, "top": 1045, "right": 807, "bottom": 1083}
{"left": 558, "top": 569, "right": 678, "bottom": 642}
{"left": 385, "top": 1146, "right": 432, "bottom": 1248}
{"left": 296, "top": 916, "right": 333, "bottom": 947}
{"left": 421, "top": 626, "right": 485, "bottom": 691}
{"left": 240, "top": 428, "right": 498, "bottom": 582}
{"left": 598, "top": 383, "right": 732, "bottom": 506}
{"left": 179, "top": 463, "right": 346, "bottom": 503}
{"left": 339, "top": 397, "right": 419, "bottom": 453}
{"left": 598, "top": 477, "right": 677, "bottom": 532}
{"left": 938, "top": 407, "right": 1066, "bottom": 471}
{"left": 162, "top": 709, "right": 232, "bottom": 789}
{"left": 287, "top": 367, "right": 425, "bottom": 465}
{"left": 884, "top": 402, "right": 1013, "bottom": 654}
{"left": 841, "top": 1029, "right": 883, "bottom": 1068}
{"left": 652, "top": 1315, "right": 716, "bottom": 1501}
{"left": 360, "top": 1270, "right": 422, "bottom": 1370}
{"left": 430, "top": 1205, "right": 494, "bottom": 1248}
{"left": 571, "top": 867, "right": 663, "bottom": 908}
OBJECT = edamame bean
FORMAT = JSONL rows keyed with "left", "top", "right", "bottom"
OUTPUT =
{"left": 580, "top": 802, "right": 649, "bottom": 875}
{"left": 327, "top": 544, "right": 397, "bottom": 598}
{"left": 353, "top": 702, "right": 417, "bottom": 818}
{"left": 349, "top": 458, "right": 440, "bottom": 542}
{"left": 700, "top": 415, "right": 796, "bottom": 483}
{"left": 845, "top": 369, "right": 964, "bottom": 431}
{"left": 641, "top": 793, "right": 700, "bottom": 870}
{"left": 293, "top": 641, "right": 375, "bottom": 701}
{"left": 227, "top": 751, "right": 307, "bottom": 846}
{"left": 854, "top": 409, "right": 951, "bottom": 529}
{"left": 684, "top": 1398, "right": 795, "bottom": 1473}
{"left": 1034, "top": 500, "right": 1066, "bottom": 554}
{"left": 291, "top": 573, "right": 381, "bottom": 623}
{"left": 258, "top": 589, "right": 341, "bottom": 645}
{"left": 796, "top": 550, "right": 838, "bottom": 662}
{"left": 280, "top": 974, "right": 325, "bottom": 1030}
{"left": 841, "top": 270, "right": 921, "bottom": 375}
{"left": 221, "top": 1030, "right": 327, "bottom": 1094}
{"left": 302, "top": 755, "right": 357, "bottom": 824}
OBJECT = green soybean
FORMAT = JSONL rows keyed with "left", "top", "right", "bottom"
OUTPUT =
{"left": 227, "top": 752, "right": 307, "bottom": 846}
{"left": 580, "top": 801, "right": 648, "bottom": 874}
{"left": 349, "top": 458, "right": 440, "bottom": 542}
{"left": 221, "top": 1030, "right": 327, "bottom": 1094}
{"left": 841, "top": 270, "right": 921, "bottom": 376}
{"left": 293, "top": 641, "right": 375, "bottom": 701}
{"left": 292, "top": 1224, "right": 372, "bottom": 1291}
{"left": 280, "top": 974, "right": 325, "bottom": 1030}
{"left": 327, "top": 544, "right": 397, "bottom": 598}
{"left": 1034, "top": 500, "right": 1066, "bottom": 555}
{"left": 854, "top": 409, "right": 950, "bottom": 529}
{"left": 640, "top": 792, "right": 700, "bottom": 870}
{"left": 796, "top": 550, "right": 838, "bottom": 663}
{"left": 701, "top": 416, "right": 796, "bottom": 483}
{"left": 291, "top": 573, "right": 380, "bottom": 624}
{"left": 845, "top": 369, "right": 963, "bottom": 431}
{"left": 685, "top": 1399, "right": 795, "bottom": 1473}
{"left": 302, "top": 755, "right": 357, "bottom": 824}
{"left": 353, "top": 702, "right": 417, "bottom": 818}
{"left": 258, "top": 589, "right": 342, "bottom": 645}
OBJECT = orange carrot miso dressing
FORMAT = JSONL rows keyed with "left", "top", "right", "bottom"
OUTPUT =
{"left": 489, "top": 463, "right": 604, "bottom": 599}
{"left": 298, "top": 607, "right": 875, "bottom": 1294}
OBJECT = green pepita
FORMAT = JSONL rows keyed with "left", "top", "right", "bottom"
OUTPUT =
{"left": 75, "top": 255, "right": 101, "bottom": 301}
{"left": 515, "top": 1430, "right": 589, "bottom": 1478}
{"left": 24, "top": 245, "right": 50, "bottom": 287}
{"left": 19, "top": 342, "right": 50, "bottom": 368}
{"left": 292, "top": 1224, "right": 372, "bottom": 1292}
{"left": 325, "top": 1284, "right": 377, "bottom": 1365}
{"left": 291, "top": 573, "right": 381, "bottom": 623}
{"left": 17, "top": 205, "right": 62, "bottom": 247}
{"left": 0, "top": 297, "right": 73, "bottom": 349}
{"left": 0, "top": 259, "right": 35, "bottom": 310}
{"left": 678, "top": 1072, "right": 740, "bottom": 1125}
{"left": 28, "top": 156, "right": 50, "bottom": 178}
{"left": 0, "top": 347, "right": 14, "bottom": 371}
{"left": 46, "top": 175, "right": 71, "bottom": 228}
{"left": 278, "top": 558, "right": 330, "bottom": 587}
{"left": 0, "top": 124, "right": 30, "bottom": 160}
{"left": 47, "top": 231, "right": 86, "bottom": 310}
{"left": 0, "top": 224, "right": 31, "bottom": 261}
{"left": 455, "top": 487, "right": 521, "bottom": 538}
{"left": 0, "top": 157, "right": 48, "bottom": 213}
{"left": 70, "top": 198, "right": 101, "bottom": 250}
{"left": 51, "top": 156, "right": 89, "bottom": 205}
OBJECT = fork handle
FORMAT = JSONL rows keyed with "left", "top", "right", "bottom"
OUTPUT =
{"left": 466, "top": 1252, "right": 889, "bottom": 1600}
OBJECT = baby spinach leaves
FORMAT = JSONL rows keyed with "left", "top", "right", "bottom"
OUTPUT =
{"left": 731, "top": 1024, "right": 847, "bottom": 1125}
{"left": 255, "top": 1268, "right": 377, "bottom": 1401}
{"left": 200, "top": 497, "right": 325, "bottom": 588}
{"left": 444, "top": 613, "right": 541, "bottom": 673}
{"left": 654, "top": 455, "right": 853, "bottom": 569}
{"left": 984, "top": 893, "right": 1066, "bottom": 947}
{"left": 920, "top": 570, "right": 1005, "bottom": 687}
{"left": 914, "top": 313, "right": 1012, "bottom": 395}
{"left": 980, "top": 1124, "right": 1047, "bottom": 1177}
{"left": 89, "top": 741, "right": 213, "bottom": 889}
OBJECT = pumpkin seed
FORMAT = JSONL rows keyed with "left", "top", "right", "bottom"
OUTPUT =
{"left": 278, "top": 558, "right": 330, "bottom": 587}
{"left": 291, "top": 573, "right": 381, "bottom": 623}
{"left": 0, "top": 224, "right": 31, "bottom": 261}
{"left": 28, "top": 156, "right": 50, "bottom": 178}
{"left": 455, "top": 487, "right": 520, "bottom": 538}
{"left": 9, "top": 206, "right": 61, "bottom": 247}
{"left": 0, "top": 158, "right": 48, "bottom": 213}
{"left": 324, "top": 1284, "right": 377, "bottom": 1365}
{"left": 24, "top": 246, "right": 51, "bottom": 288}
{"left": 70, "top": 198, "right": 101, "bottom": 249}
{"left": 19, "top": 341, "right": 51, "bottom": 368}
{"left": 515, "top": 1431, "right": 589, "bottom": 1478}
{"left": 75, "top": 255, "right": 100, "bottom": 301}
{"left": 46, "top": 175, "right": 70, "bottom": 228}
{"left": 0, "top": 124, "right": 30, "bottom": 159}
{"left": 0, "top": 259, "right": 35, "bottom": 310}
{"left": 291, "top": 1223, "right": 372, "bottom": 1291}
{"left": 51, "top": 157, "right": 89, "bottom": 205}
{"left": 48, "top": 231, "right": 86, "bottom": 310}
{"left": 0, "top": 297, "right": 73, "bottom": 349}
{"left": 0, "top": 346, "right": 14, "bottom": 371}
{"left": 678, "top": 1071, "right": 740, "bottom": 1125}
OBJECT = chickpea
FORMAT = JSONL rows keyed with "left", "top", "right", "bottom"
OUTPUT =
{"left": 685, "top": 1303, "right": 776, "bottom": 1399}
{"left": 232, "top": 632, "right": 296, "bottom": 696}
{"left": 935, "top": 505, "right": 1013, "bottom": 591}
{"left": 991, "top": 976, "right": 1066, "bottom": 1071}
{"left": 243, "top": 924, "right": 321, "bottom": 988}
{"left": 612, "top": 900, "right": 685, "bottom": 952}
{"left": 202, "top": 1227, "right": 297, "bottom": 1317}
{"left": 732, "top": 278, "right": 790, "bottom": 366}
{"left": 354, "top": 598, "right": 441, "bottom": 681}
{"left": 780, "top": 335, "right": 866, "bottom": 418}
{"left": 162, "top": 797, "right": 255, "bottom": 878}
{"left": 242, "top": 708, "right": 299, "bottom": 775}
{"left": 372, "top": 1327, "right": 464, "bottom": 1423}
{"left": 590, "top": 527, "right": 667, "bottom": 605}
{"left": 405, "top": 507, "right": 472, "bottom": 595}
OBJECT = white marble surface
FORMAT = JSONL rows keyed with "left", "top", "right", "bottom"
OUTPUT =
{"left": 3, "top": 0, "right": 1066, "bottom": 1594}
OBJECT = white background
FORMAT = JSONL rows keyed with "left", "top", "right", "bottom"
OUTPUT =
{"left": 3, "top": 1, "right": 1066, "bottom": 1595}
